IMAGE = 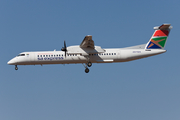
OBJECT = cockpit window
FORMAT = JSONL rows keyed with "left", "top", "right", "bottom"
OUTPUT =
{"left": 17, "top": 54, "right": 25, "bottom": 57}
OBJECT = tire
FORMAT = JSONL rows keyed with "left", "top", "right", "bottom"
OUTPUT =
{"left": 85, "top": 68, "right": 89, "bottom": 73}
{"left": 15, "top": 67, "right": 18, "bottom": 70}
{"left": 87, "top": 62, "right": 92, "bottom": 67}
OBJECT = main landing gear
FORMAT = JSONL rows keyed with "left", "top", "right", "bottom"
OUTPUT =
{"left": 83, "top": 56, "right": 92, "bottom": 73}
{"left": 15, "top": 65, "right": 18, "bottom": 70}
{"left": 83, "top": 61, "right": 92, "bottom": 73}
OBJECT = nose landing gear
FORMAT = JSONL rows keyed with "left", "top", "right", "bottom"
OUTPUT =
{"left": 15, "top": 65, "right": 18, "bottom": 70}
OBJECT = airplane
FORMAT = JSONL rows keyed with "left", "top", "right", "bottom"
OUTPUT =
{"left": 7, "top": 24, "right": 172, "bottom": 73}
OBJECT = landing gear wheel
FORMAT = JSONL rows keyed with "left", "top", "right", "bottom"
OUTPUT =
{"left": 15, "top": 65, "right": 18, "bottom": 70}
{"left": 85, "top": 68, "right": 89, "bottom": 73}
{"left": 87, "top": 62, "right": 92, "bottom": 67}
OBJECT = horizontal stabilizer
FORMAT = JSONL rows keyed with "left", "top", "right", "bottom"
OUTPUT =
{"left": 154, "top": 24, "right": 172, "bottom": 30}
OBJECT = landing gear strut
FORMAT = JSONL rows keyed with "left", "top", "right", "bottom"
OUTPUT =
{"left": 15, "top": 65, "right": 18, "bottom": 70}
{"left": 83, "top": 63, "right": 90, "bottom": 73}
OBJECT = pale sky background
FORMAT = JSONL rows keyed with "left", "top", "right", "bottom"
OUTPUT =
{"left": 1, "top": 0, "right": 180, "bottom": 120}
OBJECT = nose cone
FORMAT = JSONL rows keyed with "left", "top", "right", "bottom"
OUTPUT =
{"left": 7, "top": 58, "right": 16, "bottom": 65}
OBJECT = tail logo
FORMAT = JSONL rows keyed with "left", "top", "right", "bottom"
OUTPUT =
{"left": 146, "top": 29, "right": 169, "bottom": 49}
{"left": 147, "top": 37, "right": 167, "bottom": 49}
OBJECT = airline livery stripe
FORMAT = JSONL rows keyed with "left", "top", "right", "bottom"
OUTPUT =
{"left": 153, "top": 30, "right": 169, "bottom": 37}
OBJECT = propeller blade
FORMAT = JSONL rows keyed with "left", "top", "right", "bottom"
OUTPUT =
{"left": 64, "top": 40, "right": 66, "bottom": 48}
{"left": 61, "top": 40, "right": 67, "bottom": 57}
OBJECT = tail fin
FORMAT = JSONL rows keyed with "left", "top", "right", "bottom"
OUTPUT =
{"left": 145, "top": 24, "right": 172, "bottom": 49}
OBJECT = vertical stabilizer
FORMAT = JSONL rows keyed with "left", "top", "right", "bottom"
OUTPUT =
{"left": 145, "top": 24, "right": 172, "bottom": 49}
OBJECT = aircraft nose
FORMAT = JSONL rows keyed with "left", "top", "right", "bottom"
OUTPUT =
{"left": 7, "top": 59, "right": 13, "bottom": 65}
{"left": 7, "top": 58, "right": 16, "bottom": 65}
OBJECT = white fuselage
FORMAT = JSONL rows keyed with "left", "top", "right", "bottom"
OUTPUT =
{"left": 7, "top": 48, "right": 166, "bottom": 65}
{"left": 7, "top": 24, "right": 172, "bottom": 73}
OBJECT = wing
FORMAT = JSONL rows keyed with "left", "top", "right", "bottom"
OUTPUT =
{"left": 80, "top": 35, "right": 94, "bottom": 48}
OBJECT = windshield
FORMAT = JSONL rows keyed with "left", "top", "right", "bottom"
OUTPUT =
{"left": 17, "top": 54, "right": 25, "bottom": 57}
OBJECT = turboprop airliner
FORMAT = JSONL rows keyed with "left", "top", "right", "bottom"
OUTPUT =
{"left": 8, "top": 24, "right": 172, "bottom": 73}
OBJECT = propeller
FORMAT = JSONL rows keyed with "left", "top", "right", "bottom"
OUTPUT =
{"left": 61, "top": 40, "right": 67, "bottom": 57}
